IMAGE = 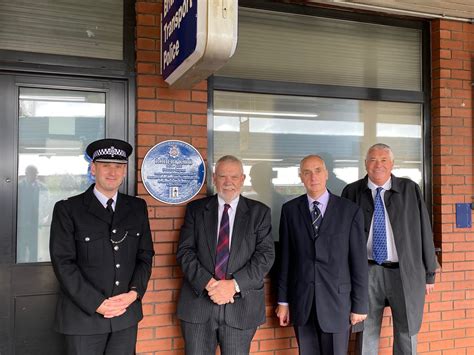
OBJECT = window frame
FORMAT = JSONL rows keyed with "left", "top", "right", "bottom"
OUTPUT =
{"left": 208, "top": 1, "right": 432, "bottom": 212}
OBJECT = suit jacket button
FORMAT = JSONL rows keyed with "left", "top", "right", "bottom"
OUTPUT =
{"left": 112, "top": 229, "right": 117, "bottom": 234}
{"left": 116, "top": 264, "right": 120, "bottom": 268}
{"left": 114, "top": 245, "right": 119, "bottom": 251}
{"left": 84, "top": 237, "right": 90, "bottom": 242}
{"left": 115, "top": 281, "right": 120, "bottom": 286}
{"left": 136, "top": 232, "right": 140, "bottom": 236}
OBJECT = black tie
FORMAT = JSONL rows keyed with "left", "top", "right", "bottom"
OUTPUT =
{"left": 106, "top": 198, "right": 114, "bottom": 216}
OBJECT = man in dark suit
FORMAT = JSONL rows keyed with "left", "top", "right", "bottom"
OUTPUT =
{"left": 276, "top": 155, "right": 368, "bottom": 355}
{"left": 50, "top": 138, "right": 154, "bottom": 355}
{"left": 342, "top": 143, "right": 438, "bottom": 354}
{"left": 177, "top": 155, "right": 275, "bottom": 354}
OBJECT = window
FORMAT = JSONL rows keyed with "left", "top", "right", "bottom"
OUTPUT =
{"left": 210, "top": 6, "right": 428, "bottom": 238}
{"left": 17, "top": 88, "right": 105, "bottom": 263}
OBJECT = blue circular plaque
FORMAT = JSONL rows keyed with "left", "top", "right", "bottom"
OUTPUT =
{"left": 141, "top": 140, "right": 205, "bottom": 204}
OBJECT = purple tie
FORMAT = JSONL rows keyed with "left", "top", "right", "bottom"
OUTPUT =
{"left": 215, "top": 204, "right": 230, "bottom": 280}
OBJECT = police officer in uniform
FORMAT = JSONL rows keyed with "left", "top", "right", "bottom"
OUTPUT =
{"left": 50, "top": 138, "right": 154, "bottom": 355}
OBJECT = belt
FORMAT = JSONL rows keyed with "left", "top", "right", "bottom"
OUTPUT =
{"left": 368, "top": 259, "right": 399, "bottom": 269}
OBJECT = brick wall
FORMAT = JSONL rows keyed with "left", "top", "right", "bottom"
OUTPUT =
{"left": 430, "top": 19, "right": 474, "bottom": 355}
{"left": 135, "top": 1, "right": 474, "bottom": 353}
{"left": 135, "top": 2, "right": 207, "bottom": 353}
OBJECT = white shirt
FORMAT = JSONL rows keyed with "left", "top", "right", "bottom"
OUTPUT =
{"left": 216, "top": 195, "right": 239, "bottom": 248}
{"left": 367, "top": 178, "right": 399, "bottom": 262}
{"left": 93, "top": 187, "right": 118, "bottom": 212}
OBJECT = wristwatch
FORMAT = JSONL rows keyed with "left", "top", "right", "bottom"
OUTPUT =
{"left": 233, "top": 279, "right": 240, "bottom": 293}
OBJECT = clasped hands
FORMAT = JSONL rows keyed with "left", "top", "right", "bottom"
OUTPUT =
{"left": 96, "top": 290, "right": 138, "bottom": 318}
{"left": 206, "top": 277, "right": 236, "bottom": 305}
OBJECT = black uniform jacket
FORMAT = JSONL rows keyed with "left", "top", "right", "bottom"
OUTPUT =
{"left": 49, "top": 184, "right": 154, "bottom": 335}
{"left": 176, "top": 195, "right": 275, "bottom": 330}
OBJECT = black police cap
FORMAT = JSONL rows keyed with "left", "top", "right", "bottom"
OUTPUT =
{"left": 86, "top": 138, "right": 133, "bottom": 164}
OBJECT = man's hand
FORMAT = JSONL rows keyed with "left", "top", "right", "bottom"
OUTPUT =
{"left": 96, "top": 291, "right": 138, "bottom": 318}
{"left": 426, "top": 283, "right": 435, "bottom": 295}
{"left": 207, "top": 280, "right": 235, "bottom": 305}
{"left": 205, "top": 277, "right": 218, "bottom": 292}
{"left": 350, "top": 312, "right": 367, "bottom": 325}
{"left": 96, "top": 298, "right": 126, "bottom": 318}
{"left": 276, "top": 304, "right": 290, "bottom": 326}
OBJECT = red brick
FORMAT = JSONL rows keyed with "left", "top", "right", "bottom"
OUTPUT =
{"left": 155, "top": 112, "right": 191, "bottom": 124}
{"left": 154, "top": 254, "right": 177, "bottom": 267}
{"left": 136, "top": 2, "right": 161, "bottom": 15}
{"left": 137, "top": 63, "right": 157, "bottom": 74}
{"left": 137, "top": 38, "right": 156, "bottom": 50}
{"left": 154, "top": 325, "right": 181, "bottom": 338}
{"left": 174, "top": 101, "right": 207, "bottom": 114}
{"left": 259, "top": 338, "right": 291, "bottom": 351}
{"left": 136, "top": 338, "right": 172, "bottom": 352}
{"left": 439, "top": 21, "right": 464, "bottom": 32}
{"left": 429, "top": 339, "right": 454, "bottom": 350}
{"left": 137, "top": 14, "right": 156, "bottom": 26}
{"left": 138, "top": 87, "right": 155, "bottom": 98}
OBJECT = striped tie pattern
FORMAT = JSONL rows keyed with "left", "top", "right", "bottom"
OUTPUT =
{"left": 311, "top": 201, "right": 322, "bottom": 238}
{"left": 372, "top": 187, "right": 387, "bottom": 264}
{"left": 215, "top": 204, "right": 231, "bottom": 280}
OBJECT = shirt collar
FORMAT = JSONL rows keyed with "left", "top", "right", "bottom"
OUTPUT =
{"left": 217, "top": 195, "right": 240, "bottom": 211}
{"left": 93, "top": 186, "right": 118, "bottom": 208}
{"left": 307, "top": 189, "right": 330, "bottom": 208}
{"left": 367, "top": 177, "right": 392, "bottom": 191}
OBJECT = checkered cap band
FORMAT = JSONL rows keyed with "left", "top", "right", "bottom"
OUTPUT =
{"left": 92, "top": 146, "right": 127, "bottom": 160}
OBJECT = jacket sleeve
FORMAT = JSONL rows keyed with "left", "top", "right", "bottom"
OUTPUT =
{"left": 176, "top": 203, "right": 214, "bottom": 296}
{"left": 349, "top": 207, "right": 369, "bottom": 314}
{"left": 232, "top": 206, "right": 275, "bottom": 295}
{"left": 415, "top": 184, "right": 438, "bottom": 284}
{"left": 49, "top": 201, "right": 105, "bottom": 315}
{"left": 129, "top": 199, "right": 155, "bottom": 299}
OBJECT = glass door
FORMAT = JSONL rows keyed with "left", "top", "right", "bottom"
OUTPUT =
{"left": 0, "top": 73, "right": 129, "bottom": 354}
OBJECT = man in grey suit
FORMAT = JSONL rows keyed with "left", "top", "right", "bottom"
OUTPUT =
{"left": 342, "top": 143, "right": 438, "bottom": 354}
{"left": 177, "top": 155, "right": 275, "bottom": 354}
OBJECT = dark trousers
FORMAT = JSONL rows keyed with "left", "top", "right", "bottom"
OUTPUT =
{"left": 181, "top": 304, "right": 257, "bottom": 355}
{"left": 294, "top": 304, "right": 350, "bottom": 355}
{"left": 64, "top": 325, "right": 137, "bottom": 355}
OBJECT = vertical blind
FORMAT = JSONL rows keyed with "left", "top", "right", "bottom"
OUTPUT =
{"left": 217, "top": 7, "right": 422, "bottom": 91}
{"left": 0, "top": 0, "right": 123, "bottom": 60}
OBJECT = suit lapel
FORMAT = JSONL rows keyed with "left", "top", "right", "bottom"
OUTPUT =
{"left": 384, "top": 175, "right": 399, "bottom": 230}
{"left": 204, "top": 196, "right": 219, "bottom": 261}
{"left": 297, "top": 195, "right": 314, "bottom": 241}
{"left": 83, "top": 185, "right": 111, "bottom": 224}
{"left": 228, "top": 197, "right": 249, "bottom": 269}
{"left": 318, "top": 193, "right": 336, "bottom": 236}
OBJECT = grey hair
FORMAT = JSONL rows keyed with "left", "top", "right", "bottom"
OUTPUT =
{"left": 215, "top": 155, "right": 244, "bottom": 174}
{"left": 299, "top": 154, "right": 327, "bottom": 171}
{"left": 366, "top": 143, "right": 394, "bottom": 161}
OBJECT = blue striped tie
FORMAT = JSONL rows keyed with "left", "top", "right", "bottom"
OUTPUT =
{"left": 372, "top": 187, "right": 387, "bottom": 264}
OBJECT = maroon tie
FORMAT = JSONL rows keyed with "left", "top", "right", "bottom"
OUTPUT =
{"left": 215, "top": 204, "right": 230, "bottom": 280}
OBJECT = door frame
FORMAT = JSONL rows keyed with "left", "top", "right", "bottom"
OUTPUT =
{"left": 0, "top": 72, "right": 134, "bottom": 354}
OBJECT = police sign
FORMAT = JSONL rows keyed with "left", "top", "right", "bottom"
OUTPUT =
{"left": 161, "top": 0, "right": 238, "bottom": 88}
